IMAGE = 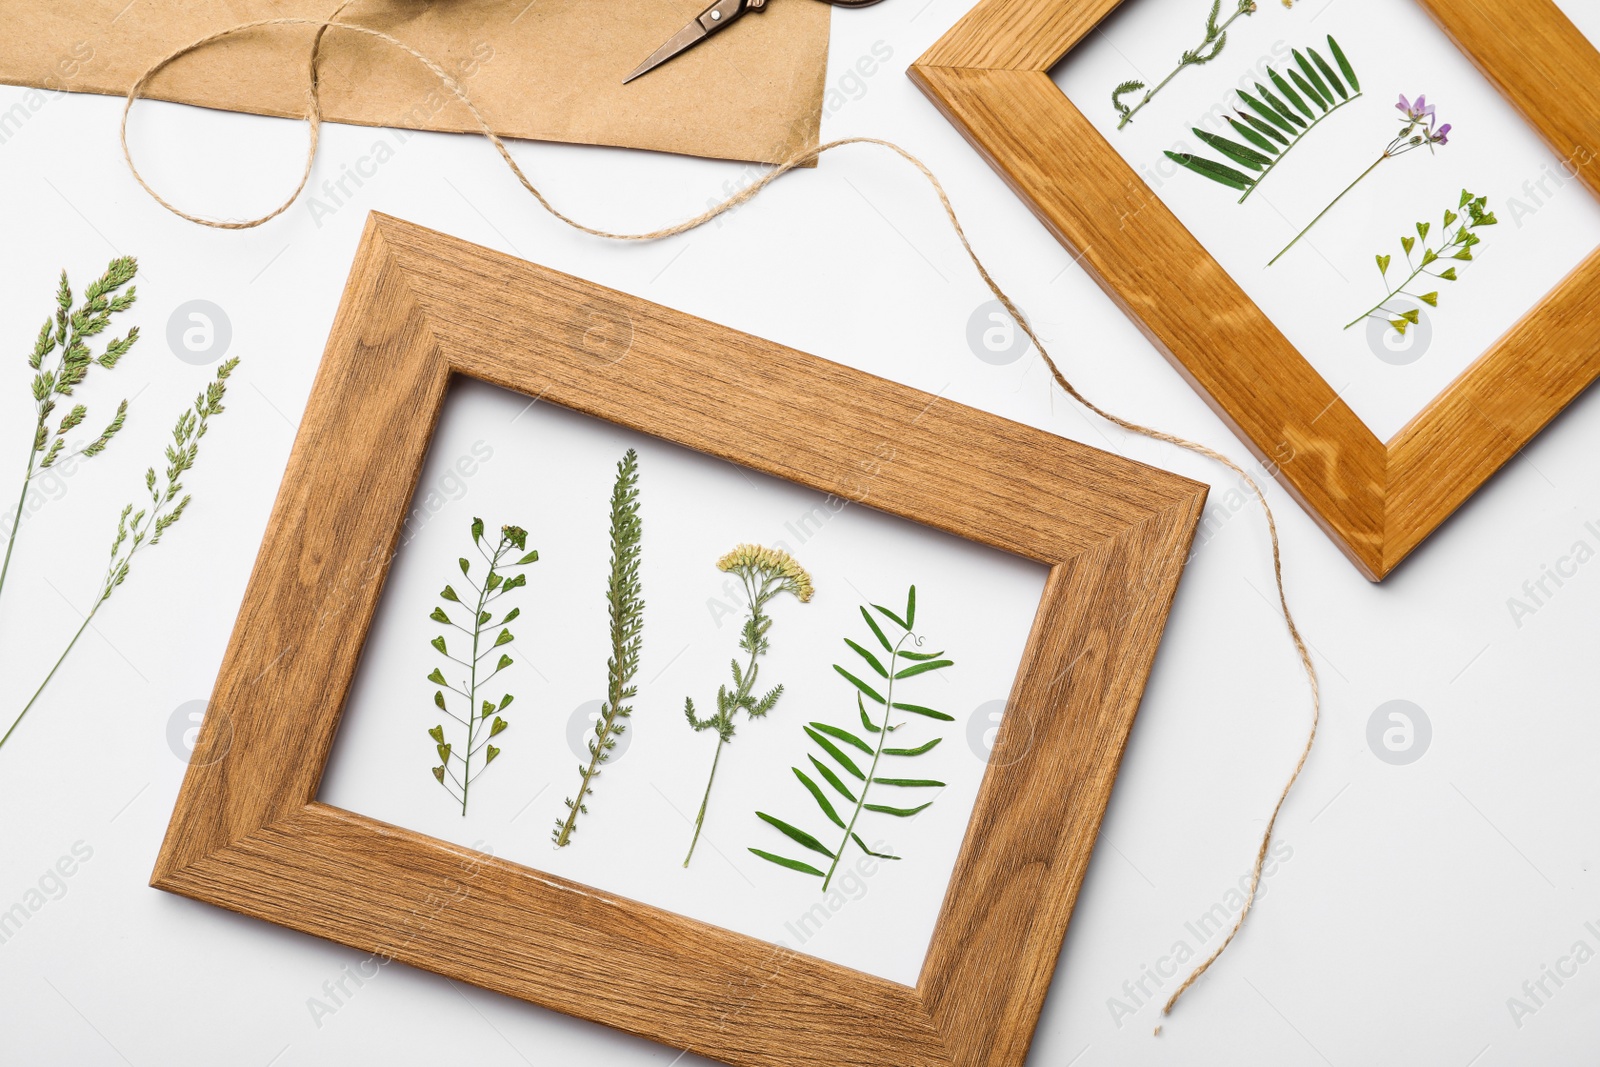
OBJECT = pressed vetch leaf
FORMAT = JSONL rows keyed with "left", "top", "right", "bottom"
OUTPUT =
{"left": 895, "top": 659, "right": 954, "bottom": 679}
{"left": 809, "top": 754, "right": 858, "bottom": 804}
{"left": 872, "top": 777, "right": 946, "bottom": 787}
{"left": 844, "top": 638, "right": 889, "bottom": 678}
{"left": 1226, "top": 116, "right": 1277, "bottom": 154}
{"left": 749, "top": 848, "right": 825, "bottom": 876}
{"left": 1238, "top": 88, "right": 1295, "bottom": 134}
{"left": 1269, "top": 69, "right": 1312, "bottom": 119}
{"left": 1294, "top": 49, "right": 1331, "bottom": 105}
{"left": 757, "top": 811, "right": 836, "bottom": 856}
{"left": 811, "top": 721, "right": 873, "bottom": 755}
{"left": 864, "top": 801, "right": 933, "bottom": 817}
{"left": 834, "top": 664, "right": 886, "bottom": 705}
{"left": 883, "top": 737, "right": 943, "bottom": 756}
{"left": 852, "top": 834, "right": 899, "bottom": 860}
{"left": 1328, "top": 35, "right": 1359, "bottom": 93}
{"left": 871, "top": 602, "right": 909, "bottom": 630}
{"left": 792, "top": 770, "right": 846, "bottom": 829}
{"left": 1164, "top": 151, "right": 1255, "bottom": 192}
{"left": 1309, "top": 48, "right": 1346, "bottom": 99}
{"left": 805, "top": 726, "right": 865, "bottom": 779}
{"left": 859, "top": 606, "right": 893, "bottom": 653}
{"left": 892, "top": 701, "right": 955, "bottom": 722}
{"left": 1193, "top": 129, "right": 1271, "bottom": 170}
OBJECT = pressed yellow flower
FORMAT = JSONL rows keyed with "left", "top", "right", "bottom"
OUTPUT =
{"left": 716, "top": 543, "right": 814, "bottom": 603}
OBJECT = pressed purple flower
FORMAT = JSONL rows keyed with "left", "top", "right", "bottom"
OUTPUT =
{"left": 1396, "top": 93, "right": 1435, "bottom": 125}
{"left": 1429, "top": 122, "right": 1452, "bottom": 146}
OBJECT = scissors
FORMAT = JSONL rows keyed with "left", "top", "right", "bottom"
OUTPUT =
{"left": 624, "top": 0, "right": 885, "bottom": 84}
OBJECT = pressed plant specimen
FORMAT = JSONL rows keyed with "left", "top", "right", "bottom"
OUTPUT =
{"left": 682, "top": 543, "right": 813, "bottom": 867}
{"left": 2, "top": 257, "right": 140, "bottom": 611}
{"left": 426, "top": 518, "right": 538, "bottom": 815}
{"left": 751, "top": 586, "right": 954, "bottom": 890}
{"left": 1, "top": 358, "right": 240, "bottom": 754}
{"left": 1113, "top": 0, "right": 1259, "bottom": 131}
{"left": 1166, "top": 35, "right": 1362, "bottom": 202}
{"left": 1269, "top": 93, "right": 1452, "bottom": 266}
{"left": 553, "top": 449, "right": 643, "bottom": 847}
{"left": 1346, "top": 189, "right": 1497, "bottom": 335}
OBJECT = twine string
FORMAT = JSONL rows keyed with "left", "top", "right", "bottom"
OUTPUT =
{"left": 118, "top": 13, "right": 1320, "bottom": 1020}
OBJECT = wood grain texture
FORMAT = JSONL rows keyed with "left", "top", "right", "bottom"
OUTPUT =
{"left": 153, "top": 213, "right": 1207, "bottom": 1067}
{"left": 910, "top": 0, "right": 1600, "bottom": 580}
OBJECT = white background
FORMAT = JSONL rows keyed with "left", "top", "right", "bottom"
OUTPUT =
{"left": 0, "top": 0, "right": 1597, "bottom": 1063}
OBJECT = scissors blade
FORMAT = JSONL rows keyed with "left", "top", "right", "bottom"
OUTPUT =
{"left": 623, "top": 0, "right": 746, "bottom": 84}
{"left": 623, "top": 20, "right": 709, "bottom": 83}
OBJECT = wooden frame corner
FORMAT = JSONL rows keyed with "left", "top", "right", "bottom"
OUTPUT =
{"left": 911, "top": 0, "right": 1600, "bottom": 580}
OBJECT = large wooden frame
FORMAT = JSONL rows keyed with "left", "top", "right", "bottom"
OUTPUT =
{"left": 154, "top": 214, "right": 1206, "bottom": 1066}
{"left": 911, "top": 0, "right": 1600, "bottom": 580}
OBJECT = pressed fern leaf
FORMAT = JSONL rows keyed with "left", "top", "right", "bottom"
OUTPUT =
{"left": 1169, "top": 36, "right": 1362, "bottom": 203}
{"left": 553, "top": 449, "right": 643, "bottom": 847}
{"left": 750, "top": 585, "right": 955, "bottom": 891}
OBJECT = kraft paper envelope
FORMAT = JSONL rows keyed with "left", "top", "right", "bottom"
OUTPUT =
{"left": 0, "top": 0, "right": 830, "bottom": 164}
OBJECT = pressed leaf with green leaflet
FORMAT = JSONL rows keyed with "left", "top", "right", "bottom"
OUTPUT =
{"left": 751, "top": 585, "right": 956, "bottom": 891}
{"left": 1171, "top": 37, "right": 1363, "bottom": 204}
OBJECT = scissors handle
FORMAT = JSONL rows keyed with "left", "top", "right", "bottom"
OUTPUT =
{"left": 821, "top": 0, "right": 887, "bottom": 7}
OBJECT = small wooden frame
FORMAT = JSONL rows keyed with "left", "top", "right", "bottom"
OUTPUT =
{"left": 154, "top": 214, "right": 1206, "bottom": 1066}
{"left": 910, "top": 0, "right": 1600, "bottom": 580}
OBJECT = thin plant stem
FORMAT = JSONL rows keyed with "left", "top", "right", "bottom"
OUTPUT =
{"left": 459, "top": 565, "right": 492, "bottom": 816}
{"left": 1342, "top": 260, "right": 1447, "bottom": 330}
{"left": 822, "top": 631, "right": 912, "bottom": 891}
{"left": 1, "top": 612, "right": 94, "bottom": 752}
{"left": 1117, "top": 1, "right": 1253, "bottom": 130}
{"left": 1236, "top": 93, "right": 1363, "bottom": 203}
{"left": 0, "top": 450, "right": 37, "bottom": 608}
{"left": 683, "top": 735, "right": 726, "bottom": 867}
{"left": 683, "top": 573, "right": 764, "bottom": 866}
{"left": 1268, "top": 154, "right": 1385, "bottom": 265}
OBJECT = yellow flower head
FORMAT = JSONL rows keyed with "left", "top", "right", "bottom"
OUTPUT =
{"left": 716, "top": 543, "right": 814, "bottom": 603}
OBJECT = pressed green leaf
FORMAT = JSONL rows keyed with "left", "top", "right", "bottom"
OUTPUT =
{"left": 864, "top": 801, "right": 933, "bottom": 817}
{"left": 458, "top": 557, "right": 470, "bottom": 576}
{"left": 1237, "top": 109, "right": 1289, "bottom": 147}
{"left": 1288, "top": 68, "right": 1327, "bottom": 113}
{"left": 1194, "top": 129, "right": 1270, "bottom": 170}
{"left": 470, "top": 517, "right": 485, "bottom": 542}
{"left": 897, "top": 648, "right": 946, "bottom": 662}
{"left": 428, "top": 725, "right": 445, "bottom": 743}
{"left": 883, "top": 737, "right": 943, "bottom": 756}
{"left": 1328, "top": 35, "right": 1358, "bottom": 93}
{"left": 859, "top": 693, "right": 881, "bottom": 734}
{"left": 872, "top": 777, "right": 946, "bottom": 787}
{"left": 852, "top": 834, "right": 900, "bottom": 860}
{"left": 1376, "top": 254, "right": 1391, "bottom": 275}
{"left": 1238, "top": 89, "right": 1295, "bottom": 134}
{"left": 892, "top": 702, "right": 955, "bottom": 722}
{"left": 1420, "top": 292, "right": 1439, "bottom": 307}
{"left": 757, "top": 810, "right": 836, "bottom": 856}
{"left": 896, "top": 659, "right": 954, "bottom": 679}
{"left": 1255, "top": 82, "right": 1306, "bottom": 128}
{"left": 1294, "top": 49, "right": 1331, "bottom": 105}
{"left": 431, "top": 635, "right": 447, "bottom": 655}
{"left": 430, "top": 607, "right": 451, "bottom": 624}
{"left": 904, "top": 585, "right": 916, "bottom": 629}
{"left": 871, "top": 602, "right": 909, "bottom": 630}
{"left": 791, "top": 770, "right": 846, "bottom": 829}
{"left": 834, "top": 665, "right": 886, "bottom": 705}
{"left": 1417, "top": 221, "right": 1431, "bottom": 241}
{"left": 1226, "top": 116, "right": 1276, "bottom": 154}
{"left": 806, "top": 726, "right": 865, "bottom": 779}
{"left": 516, "top": 550, "right": 539, "bottom": 565}
{"left": 1269, "top": 69, "right": 1313, "bottom": 120}
{"left": 494, "top": 629, "right": 514, "bottom": 647}
{"left": 811, "top": 721, "right": 873, "bottom": 755}
{"left": 427, "top": 667, "right": 448, "bottom": 685}
{"left": 749, "top": 848, "right": 824, "bottom": 877}
{"left": 1309, "top": 48, "right": 1346, "bottom": 100}
{"left": 1402, "top": 235, "right": 1415, "bottom": 255}
{"left": 845, "top": 638, "right": 889, "bottom": 679}
{"left": 859, "top": 607, "right": 893, "bottom": 654}
{"left": 501, "top": 606, "right": 521, "bottom": 625}
{"left": 434, "top": 690, "right": 446, "bottom": 711}
{"left": 440, "top": 585, "right": 460, "bottom": 603}
{"left": 1164, "top": 151, "right": 1254, "bottom": 192}
{"left": 809, "top": 754, "right": 858, "bottom": 804}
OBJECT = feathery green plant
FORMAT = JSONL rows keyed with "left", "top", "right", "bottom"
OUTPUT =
{"left": 426, "top": 518, "right": 538, "bottom": 815}
{"left": 1346, "top": 189, "right": 1497, "bottom": 334}
{"left": 751, "top": 586, "right": 953, "bottom": 890}
{"left": 1165, "top": 35, "right": 1361, "bottom": 202}
{"left": 683, "top": 544, "right": 813, "bottom": 868}
{"left": 2, "top": 258, "right": 140, "bottom": 610}
{"left": 1113, "top": 0, "right": 1258, "bottom": 130}
{"left": 0, "top": 357, "right": 239, "bottom": 754}
{"left": 554, "top": 449, "right": 643, "bottom": 847}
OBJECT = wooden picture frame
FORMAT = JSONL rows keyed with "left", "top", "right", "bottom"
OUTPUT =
{"left": 154, "top": 214, "right": 1207, "bottom": 1066}
{"left": 910, "top": 0, "right": 1600, "bottom": 580}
